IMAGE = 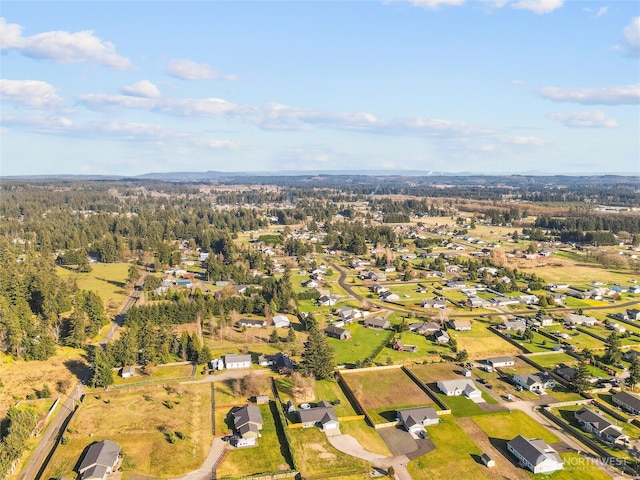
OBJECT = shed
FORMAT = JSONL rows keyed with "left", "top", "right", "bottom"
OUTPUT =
{"left": 481, "top": 453, "right": 495, "bottom": 468}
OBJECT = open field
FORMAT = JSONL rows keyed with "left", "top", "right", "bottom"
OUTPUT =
{"left": 56, "top": 263, "right": 131, "bottom": 314}
{"left": 287, "top": 425, "right": 369, "bottom": 477}
{"left": 0, "top": 348, "right": 86, "bottom": 418}
{"left": 472, "top": 410, "right": 560, "bottom": 444}
{"left": 343, "top": 368, "right": 432, "bottom": 410}
{"left": 449, "top": 321, "right": 520, "bottom": 358}
{"left": 216, "top": 403, "right": 293, "bottom": 478}
{"left": 314, "top": 379, "right": 358, "bottom": 417}
{"left": 328, "top": 325, "right": 392, "bottom": 365}
{"left": 407, "top": 415, "right": 488, "bottom": 480}
{"left": 214, "top": 375, "right": 271, "bottom": 407}
{"left": 526, "top": 352, "right": 577, "bottom": 369}
{"left": 43, "top": 383, "right": 212, "bottom": 479}
{"left": 111, "top": 363, "right": 195, "bottom": 386}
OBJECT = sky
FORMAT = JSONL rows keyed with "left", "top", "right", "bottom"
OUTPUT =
{"left": 1, "top": 0, "right": 639, "bottom": 176}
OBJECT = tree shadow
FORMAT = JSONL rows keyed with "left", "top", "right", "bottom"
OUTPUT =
{"left": 97, "top": 277, "right": 127, "bottom": 289}
{"left": 64, "top": 358, "right": 90, "bottom": 381}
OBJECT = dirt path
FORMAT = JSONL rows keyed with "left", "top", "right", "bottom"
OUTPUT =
{"left": 170, "top": 437, "right": 227, "bottom": 480}
{"left": 456, "top": 417, "right": 530, "bottom": 480}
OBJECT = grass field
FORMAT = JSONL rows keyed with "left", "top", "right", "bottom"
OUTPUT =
{"left": 407, "top": 415, "right": 489, "bottom": 480}
{"left": 314, "top": 379, "right": 358, "bottom": 417}
{"left": 56, "top": 262, "right": 131, "bottom": 314}
{"left": 526, "top": 352, "right": 577, "bottom": 369}
{"left": 216, "top": 403, "right": 293, "bottom": 478}
{"left": 339, "top": 420, "right": 392, "bottom": 456}
{"left": 548, "top": 452, "right": 613, "bottom": 480}
{"left": 472, "top": 410, "right": 560, "bottom": 444}
{"left": 111, "top": 363, "right": 195, "bottom": 386}
{"left": 328, "top": 325, "right": 392, "bottom": 365}
{"left": 433, "top": 393, "right": 496, "bottom": 417}
{"left": 342, "top": 368, "right": 433, "bottom": 413}
{"left": 0, "top": 347, "right": 86, "bottom": 419}
{"left": 287, "top": 425, "right": 369, "bottom": 477}
{"left": 450, "top": 321, "right": 520, "bottom": 358}
{"left": 43, "top": 383, "right": 212, "bottom": 479}
{"left": 214, "top": 375, "right": 270, "bottom": 407}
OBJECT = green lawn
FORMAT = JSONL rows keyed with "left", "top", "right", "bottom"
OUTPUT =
{"left": 216, "top": 403, "right": 294, "bottom": 478}
{"left": 111, "top": 363, "right": 195, "bottom": 386}
{"left": 407, "top": 415, "right": 489, "bottom": 480}
{"left": 526, "top": 352, "right": 577, "bottom": 369}
{"left": 328, "top": 325, "right": 392, "bottom": 365}
{"left": 434, "top": 393, "right": 495, "bottom": 417}
{"left": 452, "top": 320, "right": 520, "bottom": 358}
{"left": 472, "top": 409, "right": 560, "bottom": 444}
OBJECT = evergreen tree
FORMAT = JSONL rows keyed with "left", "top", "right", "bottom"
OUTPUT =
{"left": 628, "top": 356, "right": 640, "bottom": 391}
{"left": 269, "top": 329, "right": 280, "bottom": 344}
{"left": 127, "top": 264, "right": 141, "bottom": 285}
{"left": 90, "top": 346, "right": 114, "bottom": 388}
{"left": 603, "top": 332, "right": 622, "bottom": 365}
{"left": 287, "top": 327, "right": 296, "bottom": 343}
{"left": 301, "top": 327, "right": 335, "bottom": 380}
{"left": 572, "top": 360, "right": 591, "bottom": 393}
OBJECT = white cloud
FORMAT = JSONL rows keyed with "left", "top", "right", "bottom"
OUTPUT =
{"left": 537, "top": 83, "right": 640, "bottom": 105}
{"left": 596, "top": 7, "right": 608, "bottom": 18}
{"left": 409, "top": 0, "right": 465, "bottom": 8}
{"left": 166, "top": 59, "right": 238, "bottom": 81}
{"left": 547, "top": 110, "right": 619, "bottom": 128}
{"left": 121, "top": 80, "right": 161, "bottom": 98}
{"left": 0, "top": 17, "right": 133, "bottom": 69}
{"left": 511, "top": 0, "right": 564, "bottom": 14}
{"left": 623, "top": 17, "right": 640, "bottom": 57}
{"left": 501, "top": 135, "right": 546, "bottom": 146}
{"left": 0, "top": 79, "right": 63, "bottom": 108}
{"left": 510, "top": 79, "right": 525, "bottom": 86}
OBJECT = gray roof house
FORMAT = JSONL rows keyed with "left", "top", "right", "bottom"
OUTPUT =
{"left": 574, "top": 407, "right": 629, "bottom": 445}
{"left": 565, "top": 314, "right": 597, "bottom": 326}
{"left": 612, "top": 391, "right": 640, "bottom": 415}
{"left": 298, "top": 401, "right": 340, "bottom": 430}
{"left": 434, "top": 329, "right": 451, "bottom": 344}
{"left": 272, "top": 315, "right": 291, "bottom": 328}
{"left": 78, "top": 440, "right": 120, "bottom": 480}
{"left": 237, "top": 318, "right": 267, "bottom": 328}
{"left": 513, "top": 372, "right": 555, "bottom": 393}
{"left": 507, "top": 435, "right": 563, "bottom": 474}
{"left": 436, "top": 379, "right": 482, "bottom": 398}
{"left": 503, "top": 318, "right": 527, "bottom": 331}
{"left": 409, "top": 322, "right": 441, "bottom": 334}
{"left": 232, "top": 404, "right": 263, "bottom": 447}
{"left": 486, "top": 356, "right": 515, "bottom": 368}
{"left": 450, "top": 320, "right": 472, "bottom": 332}
{"left": 364, "top": 317, "right": 391, "bottom": 330}
{"left": 325, "top": 325, "right": 351, "bottom": 340}
{"left": 225, "top": 354, "right": 252, "bottom": 369}
{"left": 396, "top": 407, "right": 439, "bottom": 433}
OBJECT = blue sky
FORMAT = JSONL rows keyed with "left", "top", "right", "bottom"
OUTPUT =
{"left": 1, "top": 0, "right": 638, "bottom": 176}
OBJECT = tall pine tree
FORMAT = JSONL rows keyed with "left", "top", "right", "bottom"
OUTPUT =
{"left": 301, "top": 327, "right": 335, "bottom": 380}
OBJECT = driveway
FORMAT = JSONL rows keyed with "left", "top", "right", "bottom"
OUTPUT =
{"left": 170, "top": 437, "right": 227, "bottom": 480}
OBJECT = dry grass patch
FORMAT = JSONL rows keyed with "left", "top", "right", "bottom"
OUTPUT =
{"left": 0, "top": 348, "right": 85, "bottom": 419}
{"left": 43, "top": 383, "right": 212, "bottom": 479}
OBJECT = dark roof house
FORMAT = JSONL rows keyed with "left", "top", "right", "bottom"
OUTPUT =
{"left": 78, "top": 440, "right": 120, "bottom": 480}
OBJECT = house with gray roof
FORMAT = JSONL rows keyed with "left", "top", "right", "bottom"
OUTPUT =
{"left": 436, "top": 379, "right": 482, "bottom": 399}
{"left": 396, "top": 407, "right": 439, "bottom": 433}
{"left": 325, "top": 325, "right": 351, "bottom": 340}
{"left": 409, "top": 322, "right": 441, "bottom": 335}
{"left": 225, "top": 354, "right": 252, "bottom": 369}
{"left": 486, "top": 356, "right": 515, "bottom": 368}
{"left": 612, "top": 391, "right": 640, "bottom": 415}
{"left": 364, "top": 317, "right": 391, "bottom": 330}
{"left": 513, "top": 372, "right": 555, "bottom": 393}
{"left": 232, "top": 404, "right": 263, "bottom": 447}
{"left": 298, "top": 401, "right": 339, "bottom": 431}
{"left": 434, "top": 329, "right": 450, "bottom": 344}
{"left": 450, "top": 320, "right": 472, "bottom": 332}
{"left": 574, "top": 407, "right": 628, "bottom": 445}
{"left": 503, "top": 318, "right": 527, "bottom": 331}
{"left": 565, "top": 314, "right": 597, "bottom": 326}
{"left": 507, "top": 435, "right": 563, "bottom": 474}
{"left": 78, "top": 440, "right": 120, "bottom": 480}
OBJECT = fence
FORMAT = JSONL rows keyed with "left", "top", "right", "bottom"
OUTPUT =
{"left": 339, "top": 364, "right": 402, "bottom": 374}
{"left": 334, "top": 371, "right": 374, "bottom": 427}
{"left": 488, "top": 327, "right": 531, "bottom": 354}
{"left": 337, "top": 415, "right": 365, "bottom": 422}
{"left": 402, "top": 366, "right": 450, "bottom": 412}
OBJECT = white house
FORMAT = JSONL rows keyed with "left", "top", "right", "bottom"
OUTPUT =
{"left": 486, "top": 356, "right": 515, "bottom": 368}
{"left": 507, "top": 435, "right": 563, "bottom": 474}
{"left": 436, "top": 379, "right": 482, "bottom": 399}
{"left": 513, "top": 372, "right": 555, "bottom": 393}
{"left": 225, "top": 354, "right": 252, "bottom": 369}
{"left": 272, "top": 315, "right": 291, "bottom": 328}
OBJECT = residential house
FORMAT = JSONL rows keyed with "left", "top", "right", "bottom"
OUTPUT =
{"left": 325, "top": 325, "right": 351, "bottom": 340}
{"left": 518, "top": 294, "right": 539, "bottom": 305}
{"left": 317, "top": 295, "right": 338, "bottom": 306}
{"left": 225, "top": 354, "right": 252, "bottom": 369}
{"left": 624, "top": 350, "right": 640, "bottom": 362}
{"left": 550, "top": 292, "right": 566, "bottom": 305}
{"left": 566, "top": 314, "right": 597, "bottom": 326}
{"left": 258, "top": 353, "right": 294, "bottom": 374}
{"left": 486, "top": 356, "right": 515, "bottom": 368}
{"left": 396, "top": 406, "right": 439, "bottom": 433}
{"left": 450, "top": 320, "right": 472, "bottom": 332}
{"left": 555, "top": 366, "right": 578, "bottom": 382}
{"left": 298, "top": 401, "right": 340, "bottom": 430}
{"left": 364, "top": 317, "right": 391, "bottom": 330}
{"left": 409, "top": 322, "right": 440, "bottom": 335}
{"left": 272, "top": 315, "right": 291, "bottom": 328}
{"left": 422, "top": 298, "right": 447, "bottom": 309}
{"left": 538, "top": 315, "right": 554, "bottom": 327}
{"left": 612, "top": 391, "right": 640, "bottom": 415}
{"left": 380, "top": 291, "right": 400, "bottom": 302}
{"left": 491, "top": 296, "right": 520, "bottom": 307}
{"left": 574, "top": 408, "right": 628, "bottom": 445}
{"left": 434, "top": 329, "right": 450, "bottom": 344}
{"left": 232, "top": 404, "right": 263, "bottom": 447}
{"left": 503, "top": 318, "right": 527, "bottom": 332}
{"left": 78, "top": 440, "right": 120, "bottom": 480}
{"left": 467, "top": 296, "right": 490, "bottom": 309}
{"left": 120, "top": 366, "right": 135, "bottom": 379}
{"left": 335, "top": 306, "right": 363, "bottom": 323}
{"left": 627, "top": 309, "right": 640, "bottom": 321}
{"left": 237, "top": 319, "right": 267, "bottom": 329}
{"left": 513, "top": 373, "right": 555, "bottom": 393}
{"left": 446, "top": 280, "right": 466, "bottom": 288}
{"left": 436, "top": 379, "right": 482, "bottom": 399}
{"left": 507, "top": 435, "right": 563, "bottom": 474}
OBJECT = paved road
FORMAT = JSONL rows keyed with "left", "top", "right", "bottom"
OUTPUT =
{"left": 19, "top": 274, "right": 145, "bottom": 480}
